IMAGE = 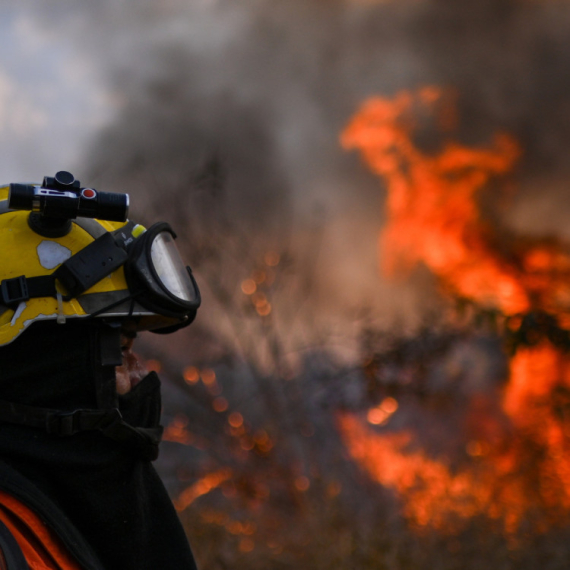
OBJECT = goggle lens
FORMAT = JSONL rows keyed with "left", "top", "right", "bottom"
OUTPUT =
{"left": 150, "top": 232, "right": 197, "bottom": 302}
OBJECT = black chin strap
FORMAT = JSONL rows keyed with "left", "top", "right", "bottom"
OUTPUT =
{"left": 93, "top": 324, "right": 122, "bottom": 410}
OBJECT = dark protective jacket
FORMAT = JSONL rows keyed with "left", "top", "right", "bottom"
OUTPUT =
{"left": 0, "top": 321, "right": 198, "bottom": 570}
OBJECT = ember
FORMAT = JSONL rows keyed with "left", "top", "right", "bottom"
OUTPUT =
{"left": 175, "top": 469, "right": 234, "bottom": 512}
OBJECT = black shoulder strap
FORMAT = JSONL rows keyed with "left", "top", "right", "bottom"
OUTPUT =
{"left": 0, "top": 517, "right": 29, "bottom": 570}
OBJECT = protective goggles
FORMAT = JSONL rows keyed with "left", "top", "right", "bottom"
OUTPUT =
{"left": 122, "top": 222, "right": 201, "bottom": 332}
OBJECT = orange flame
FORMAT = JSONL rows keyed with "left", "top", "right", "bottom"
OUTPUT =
{"left": 342, "top": 87, "right": 570, "bottom": 317}
{"left": 340, "top": 344, "right": 570, "bottom": 534}
{"left": 338, "top": 414, "right": 523, "bottom": 533}
{"left": 340, "top": 87, "right": 570, "bottom": 535}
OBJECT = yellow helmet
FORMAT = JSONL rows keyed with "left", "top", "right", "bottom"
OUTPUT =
{"left": 0, "top": 172, "right": 200, "bottom": 346}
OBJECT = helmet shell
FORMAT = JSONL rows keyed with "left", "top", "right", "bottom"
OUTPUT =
{"left": 0, "top": 185, "right": 144, "bottom": 346}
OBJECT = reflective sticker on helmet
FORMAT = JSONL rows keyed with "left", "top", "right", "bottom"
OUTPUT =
{"left": 23, "top": 313, "right": 59, "bottom": 328}
{"left": 10, "top": 302, "right": 25, "bottom": 326}
{"left": 37, "top": 241, "right": 72, "bottom": 270}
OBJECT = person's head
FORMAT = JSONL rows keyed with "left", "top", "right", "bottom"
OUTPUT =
{"left": 0, "top": 171, "right": 201, "bottom": 460}
{"left": 0, "top": 171, "right": 200, "bottom": 347}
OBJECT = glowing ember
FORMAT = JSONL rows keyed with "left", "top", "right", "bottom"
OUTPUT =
{"left": 241, "top": 279, "right": 257, "bottom": 295}
{"left": 174, "top": 469, "right": 233, "bottom": 511}
{"left": 228, "top": 412, "right": 244, "bottom": 428}
{"left": 163, "top": 415, "right": 194, "bottom": 446}
{"left": 367, "top": 396, "right": 398, "bottom": 425}
{"left": 241, "top": 261, "right": 275, "bottom": 316}
{"left": 252, "top": 270, "right": 266, "bottom": 284}
{"left": 201, "top": 369, "right": 216, "bottom": 385}
{"left": 264, "top": 252, "right": 280, "bottom": 267}
{"left": 213, "top": 397, "right": 229, "bottom": 412}
{"left": 183, "top": 366, "right": 199, "bottom": 384}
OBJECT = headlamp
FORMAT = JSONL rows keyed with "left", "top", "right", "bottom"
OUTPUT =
{"left": 8, "top": 171, "right": 128, "bottom": 238}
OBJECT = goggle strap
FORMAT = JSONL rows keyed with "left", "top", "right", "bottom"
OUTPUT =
{"left": 0, "top": 274, "right": 57, "bottom": 309}
{"left": 128, "top": 297, "right": 136, "bottom": 319}
{"left": 54, "top": 232, "right": 128, "bottom": 298}
{"left": 85, "top": 289, "right": 145, "bottom": 320}
{"left": 0, "top": 222, "right": 139, "bottom": 310}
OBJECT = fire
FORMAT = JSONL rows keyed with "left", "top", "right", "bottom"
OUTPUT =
{"left": 340, "top": 87, "right": 570, "bottom": 535}
{"left": 340, "top": 342, "right": 570, "bottom": 534}
{"left": 341, "top": 87, "right": 570, "bottom": 316}
{"left": 338, "top": 414, "right": 517, "bottom": 531}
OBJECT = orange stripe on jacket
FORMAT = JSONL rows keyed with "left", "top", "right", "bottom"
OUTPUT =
{"left": 0, "top": 490, "right": 82, "bottom": 570}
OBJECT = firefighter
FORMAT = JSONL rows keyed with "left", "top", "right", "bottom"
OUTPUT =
{"left": 0, "top": 172, "right": 200, "bottom": 569}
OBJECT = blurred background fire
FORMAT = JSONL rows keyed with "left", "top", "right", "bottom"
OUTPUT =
{"left": 5, "top": 0, "right": 570, "bottom": 567}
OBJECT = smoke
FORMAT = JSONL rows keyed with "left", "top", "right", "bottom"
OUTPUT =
{"left": 13, "top": 0, "right": 570, "bottom": 331}
{"left": 402, "top": 0, "right": 570, "bottom": 239}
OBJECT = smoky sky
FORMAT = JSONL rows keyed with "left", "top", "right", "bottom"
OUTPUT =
{"left": 56, "top": 0, "right": 570, "bottom": 212}
{"left": 20, "top": 0, "right": 570, "bottom": 328}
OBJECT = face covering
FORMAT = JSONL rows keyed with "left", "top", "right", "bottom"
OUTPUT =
{"left": 0, "top": 321, "right": 198, "bottom": 570}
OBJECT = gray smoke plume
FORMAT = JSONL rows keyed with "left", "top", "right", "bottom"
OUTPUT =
{"left": 13, "top": 0, "right": 570, "bottom": 336}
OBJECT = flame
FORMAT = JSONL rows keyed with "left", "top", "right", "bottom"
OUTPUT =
{"left": 341, "top": 87, "right": 570, "bottom": 316}
{"left": 340, "top": 344, "right": 570, "bottom": 535}
{"left": 338, "top": 415, "right": 515, "bottom": 531}
{"left": 340, "top": 87, "right": 570, "bottom": 535}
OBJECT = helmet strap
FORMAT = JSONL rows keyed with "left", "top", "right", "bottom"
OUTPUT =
{"left": 92, "top": 322, "right": 122, "bottom": 409}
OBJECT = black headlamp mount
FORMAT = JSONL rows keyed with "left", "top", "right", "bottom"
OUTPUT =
{"left": 9, "top": 171, "right": 129, "bottom": 237}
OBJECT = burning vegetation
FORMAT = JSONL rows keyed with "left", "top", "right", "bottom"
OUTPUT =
{"left": 340, "top": 87, "right": 570, "bottom": 540}
{"left": 138, "top": 86, "right": 570, "bottom": 568}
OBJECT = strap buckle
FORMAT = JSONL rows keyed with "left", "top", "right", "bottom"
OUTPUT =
{"left": 0, "top": 276, "right": 29, "bottom": 308}
{"left": 46, "top": 408, "right": 123, "bottom": 436}
{"left": 46, "top": 409, "right": 83, "bottom": 436}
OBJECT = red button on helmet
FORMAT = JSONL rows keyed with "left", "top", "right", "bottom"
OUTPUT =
{"left": 81, "top": 188, "right": 97, "bottom": 199}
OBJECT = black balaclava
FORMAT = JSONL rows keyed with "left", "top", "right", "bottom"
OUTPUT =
{"left": 0, "top": 320, "right": 198, "bottom": 570}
